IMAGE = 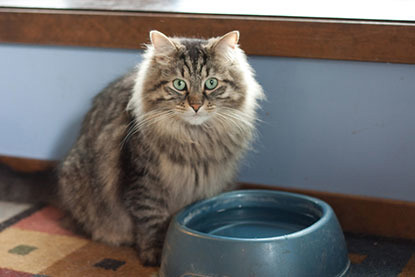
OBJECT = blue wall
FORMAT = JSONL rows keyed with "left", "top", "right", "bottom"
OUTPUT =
{"left": 1, "top": 44, "right": 415, "bottom": 201}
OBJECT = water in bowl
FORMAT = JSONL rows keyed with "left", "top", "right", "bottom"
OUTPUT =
{"left": 186, "top": 206, "right": 320, "bottom": 239}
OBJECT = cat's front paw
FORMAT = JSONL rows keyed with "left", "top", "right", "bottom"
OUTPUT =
{"left": 138, "top": 246, "right": 162, "bottom": 267}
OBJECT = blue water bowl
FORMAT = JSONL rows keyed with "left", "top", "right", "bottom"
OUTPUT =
{"left": 160, "top": 190, "right": 350, "bottom": 277}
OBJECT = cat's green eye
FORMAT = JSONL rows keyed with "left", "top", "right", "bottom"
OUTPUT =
{"left": 173, "top": 79, "right": 186, "bottom": 91}
{"left": 205, "top": 78, "right": 218, "bottom": 90}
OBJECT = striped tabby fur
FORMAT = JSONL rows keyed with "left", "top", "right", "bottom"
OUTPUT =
{"left": 57, "top": 30, "right": 264, "bottom": 266}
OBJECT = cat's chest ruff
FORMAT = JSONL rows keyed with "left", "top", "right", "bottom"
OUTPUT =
{"left": 158, "top": 151, "right": 235, "bottom": 204}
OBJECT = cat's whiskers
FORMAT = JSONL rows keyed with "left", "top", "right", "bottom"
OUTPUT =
{"left": 211, "top": 114, "right": 233, "bottom": 134}
{"left": 199, "top": 120, "right": 216, "bottom": 130}
{"left": 221, "top": 107, "right": 259, "bottom": 125}
{"left": 215, "top": 114, "right": 246, "bottom": 136}
{"left": 120, "top": 110, "right": 175, "bottom": 148}
{"left": 215, "top": 111, "right": 249, "bottom": 135}
{"left": 120, "top": 120, "right": 140, "bottom": 149}
{"left": 136, "top": 110, "right": 174, "bottom": 128}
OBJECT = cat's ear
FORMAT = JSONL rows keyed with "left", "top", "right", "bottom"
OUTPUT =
{"left": 213, "top": 31, "right": 240, "bottom": 50}
{"left": 150, "top": 30, "right": 176, "bottom": 52}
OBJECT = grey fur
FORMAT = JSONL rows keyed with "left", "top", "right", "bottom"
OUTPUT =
{"left": 1, "top": 31, "right": 264, "bottom": 266}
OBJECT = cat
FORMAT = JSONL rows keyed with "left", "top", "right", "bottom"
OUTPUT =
{"left": 0, "top": 30, "right": 264, "bottom": 266}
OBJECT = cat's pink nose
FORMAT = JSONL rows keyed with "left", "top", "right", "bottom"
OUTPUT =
{"left": 190, "top": 103, "right": 201, "bottom": 112}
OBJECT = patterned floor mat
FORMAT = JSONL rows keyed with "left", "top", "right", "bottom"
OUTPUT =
{"left": 0, "top": 202, "right": 157, "bottom": 277}
{"left": 0, "top": 202, "right": 414, "bottom": 276}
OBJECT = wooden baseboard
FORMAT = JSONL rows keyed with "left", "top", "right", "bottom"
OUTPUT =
{"left": 1, "top": 155, "right": 414, "bottom": 240}
{"left": 240, "top": 183, "right": 415, "bottom": 240}
{"left": 0, "top": 155, "right": 56, "bottom": 172}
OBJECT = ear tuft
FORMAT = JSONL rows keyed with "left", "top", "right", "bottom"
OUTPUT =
{"left": 215, "top": 30, "right": 240, "bottom": 50}
{"left": 149, "top": 30, "right": 176, "bottom": 52}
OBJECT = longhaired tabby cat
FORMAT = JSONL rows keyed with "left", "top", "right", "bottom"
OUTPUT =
{"left": 0, "top": 30, "right": 264, "bottom": 266}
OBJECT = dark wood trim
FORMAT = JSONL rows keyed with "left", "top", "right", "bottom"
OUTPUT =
{"left": 240, "top": 183, "right": 415, "bottom": 240}
{"left": 1, "top": 8, "right": 415, "bottom": 64}
{"left": 1, "top": 155, "right": 414, "bottom": 240}
{"left": 0, "top": 155, "right": 56, "bottom": 172}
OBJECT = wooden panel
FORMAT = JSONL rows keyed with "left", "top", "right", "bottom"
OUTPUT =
{"left": 241, "top": 183, "right": 415, "bottom": 240}
{"left": 0, "top": 8, "right": 415, "bottom": 64}
{"left": 0, "top": 155, "right": 56, "bottom": 172}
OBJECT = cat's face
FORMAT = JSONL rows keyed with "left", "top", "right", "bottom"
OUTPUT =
{"left": 140, "top": 31, "right": 247, "bottom": 126}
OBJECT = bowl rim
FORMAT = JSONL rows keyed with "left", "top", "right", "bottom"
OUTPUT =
{"left": 172, "top": 189, "right": 334, "bottom": 242}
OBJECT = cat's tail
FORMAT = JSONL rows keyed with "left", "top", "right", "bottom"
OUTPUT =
{"left": 0, "top": 162, "right": 57, "bottom": 204}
